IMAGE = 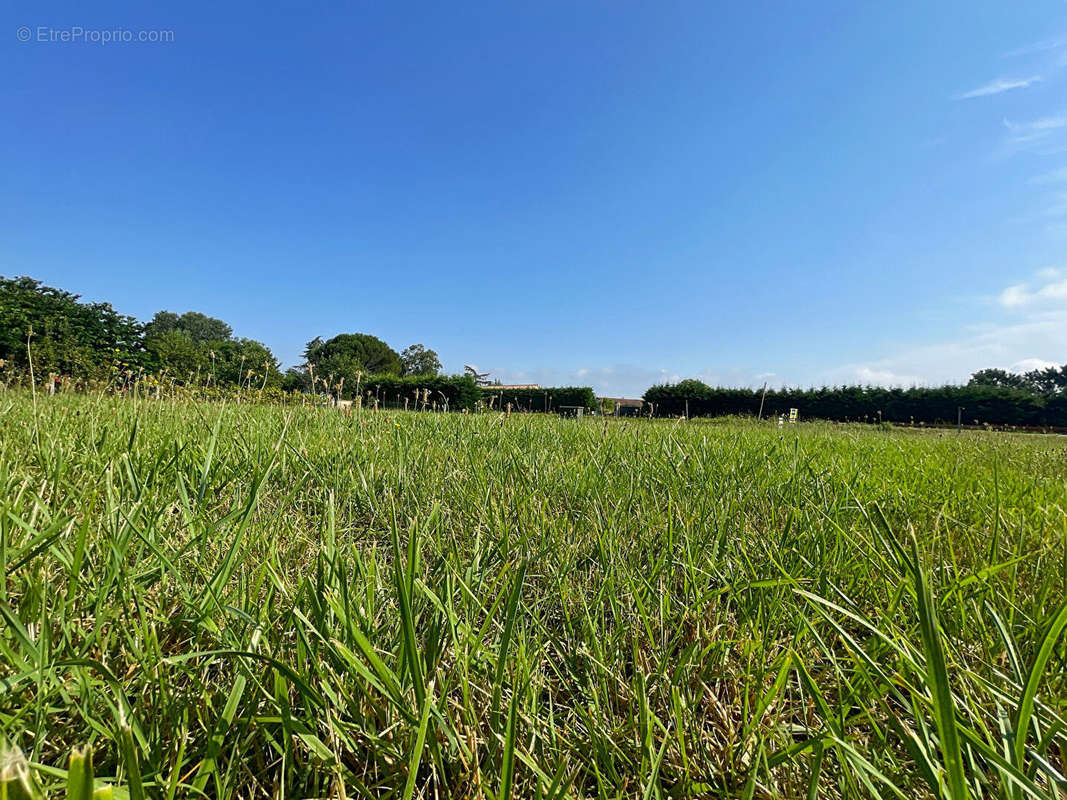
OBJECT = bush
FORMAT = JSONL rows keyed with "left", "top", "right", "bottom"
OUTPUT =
{"left": 478, "top": 386, "right": 596, "bottom": 412}
{"left": 358, "top": 374, "right": 481, "bottom": 410}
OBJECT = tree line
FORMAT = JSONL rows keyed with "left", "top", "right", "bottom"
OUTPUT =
{"left": 643, "top": 374, "right": 1067, "bottom": 427}
{"left": 8, "top": 274, "right": 1062, "bottom": 424}
{"left": 0, "top": 276, "right": 443, "bottom": 391}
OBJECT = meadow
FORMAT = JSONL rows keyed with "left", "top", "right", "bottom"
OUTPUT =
{"left": 1, "top": 393, "right": 1065, "bottom": 799}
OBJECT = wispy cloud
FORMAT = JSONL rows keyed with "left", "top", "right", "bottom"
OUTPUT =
{"left": 1002, "top": 113, "right": 1067, "bottom": 151}
{"left": 1002, "top": 36, "right": 1067, "bottom": 59}
{"left": 998, "top": 267, "right": 1067, "bottom": 308}
{"left": 955, "top": 75, "right": 1041, "bottom": 99}
{"left": 823, "top": 270, "right": 1067, "bottom": 387}
{"left": 826, "top": 311, "right": 1067, "bottom": 386}
{"left": 1005, "top": 113, "right": 1067, "bottom": 132}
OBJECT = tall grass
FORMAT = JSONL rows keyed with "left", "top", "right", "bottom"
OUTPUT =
{"left": 1, "top": 394, "right": 1065, "bottom": 798}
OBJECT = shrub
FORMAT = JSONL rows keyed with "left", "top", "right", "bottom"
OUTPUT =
{"left": 478, "top": 386, "right": 596, "bottom": 412}
{"left": 359, "top": 374, "right": 481, "bottom": 409}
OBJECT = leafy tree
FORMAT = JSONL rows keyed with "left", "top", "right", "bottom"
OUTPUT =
{"left": 144, "top": 309, "right": 281, "bottom": 387}
{"left": 145, "top": 311, "right": 233, "bottom": 344}
{"left": 968, "top": 368, "right": 1028, "bottom": 391}
{"left": 1022, "top": 365, "right": 1067, "bottom": 395}
{"left": 145, "top": 329, "right": 204, "bottom": 379}
{"left": 670, "top": 379, "right": 714, "bottom": 399}
{"left": 0, "top": 275, "right": 143, "bottom": 378}
{"left": 211, "top": 338, "right": 282, "bottom": 387}
{"left": 970, "top": 365, "right": 1067, "bottom": 396}
{"left": 281, "top": 368, "right": 307, "bottom": 393}
{"left": 400, "top": 344, "right": 442, "bottom": 377}
{"left": 304, "top": 334, "right": 402, "bottom": 380}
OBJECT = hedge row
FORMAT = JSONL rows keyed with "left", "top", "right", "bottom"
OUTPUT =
{"left": 349, "top": 379, "right": 598, "bottom": 412}
{"left": 357, "top": 375, "right": 482, "bottom": 409}
{"left": 642, "top": 382, "right": 1067, "bottom": 426}
{"left": 479, "top": 386, "right": 597, "bottom": 412}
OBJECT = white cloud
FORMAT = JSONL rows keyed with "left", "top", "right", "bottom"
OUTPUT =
{"left": 1002, "top": 36, "right": 1067, "bottom": 59}
{"left": 826, "top": 309, "right": 1067, "bottom": 386}
{"left": 998, "top": 284, "right": 1030, "bottom": 308}
{"left": 1003, "top": 113, "right": 1067, "bottom": 150}
{"left": 997, "top": 269, "right": 1067, "bottom": 308}
{"left": 1004, "top": 114, "right": 1067, "bottom": 135}
{"left": 826, "top": 269, "right": 1067, "bottom": 387}
{"left": 956, "top": 76, "right": 1041, "bottom": 99}
{"left": 1010, "top": 357, "right": 1059, "bottom": 372}
{"left": 1017, "top": 114, "right": 1067, "bottom": 131}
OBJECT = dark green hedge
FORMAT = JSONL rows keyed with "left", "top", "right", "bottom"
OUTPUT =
{"left": 479, "top": 386, "right": 596, "bottom": 412}
{"left": 642, "top": 382, "right": 1067, "bottom": 426}
{"left": 357, "top": 375, "right": 481, "bottom": 409}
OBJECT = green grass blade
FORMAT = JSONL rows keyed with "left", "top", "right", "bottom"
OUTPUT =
{"left": 66, "top": 746, "right": 93, "bottom": 800}
{"left": 402, "top": 686, "right": 434, "bottom": 800}
{"left": 909, "top": 532, "right": 968, "bottom": 800}
{"left": 1012, "top": 598, "right": 1067, "bottom": 771}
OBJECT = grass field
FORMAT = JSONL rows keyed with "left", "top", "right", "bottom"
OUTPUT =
{"left": 1, "top": 394, "right": 1066, "bottom": 799}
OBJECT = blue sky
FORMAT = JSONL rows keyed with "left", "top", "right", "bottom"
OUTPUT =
{"left": 4, "top": 1, "right": 1067, "bottom": 397}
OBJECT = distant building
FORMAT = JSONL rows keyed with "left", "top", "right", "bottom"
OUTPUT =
{"left": 486, "top": 384, "right": 542, "bottom": 390}
{"left": 601, "top": 397, "right": 644, "bottom": 417}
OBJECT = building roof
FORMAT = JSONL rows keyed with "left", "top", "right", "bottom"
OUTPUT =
{"left": 600, "top": 397, "right": 644, "bottom": 407}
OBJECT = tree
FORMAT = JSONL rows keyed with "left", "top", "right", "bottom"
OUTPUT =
{"left": 969, "top": 365, "right": 1067, "bottom": 395}
{"left": 464, "top": 365, "right": 492, "bottom": 385}
{"left": 642, "top": 379, "right": 715, "bottom": 416}
{"left": 143, "top": 309, "right": 281, "bottom": 387}
{"left": 968, "top": 368, "right": 1028, "bottom": 391}
{"left": 0, "top": 275, "right": 143, "bottom": 378}
{"left": 211, "top": 338, "right": 282, "bottom": 387}
{"left": 145, "top": 329, "right": 204, "bottom": 379}
{"left": 400, "top": 344, "right": 442, "bottom": 377}
{"left": 304, "top": 334, "right": 402, "bottom": 380}
{"left": 145, "top": 310, "right": 233, "bottom": 344}
{"left": 667, "top": 379, "right": 714, "bottom": 399}
{"left": 1022, "top": 365, "right": 1067, "bottom": 395}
